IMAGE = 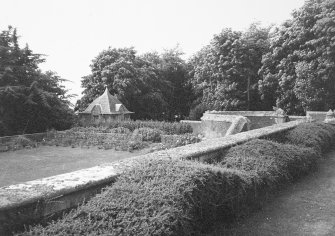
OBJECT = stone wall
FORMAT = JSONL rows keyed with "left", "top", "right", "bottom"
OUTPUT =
{"left": 180, "top": 120, "right": 202, "bottom": 135}
{"left": 200, "top": 113, "right": 250, "bottom": 138}
{"left": 182, "top": 110, "right": 298, "bottom": 138}
{"left": 306, "top": 111, "right": 328, "bottom": 122}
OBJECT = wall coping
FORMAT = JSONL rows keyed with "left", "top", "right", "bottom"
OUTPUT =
{"left": 0, "top": 120, "right": 304, "bottom": 232}
{"left": 180, "top": 120, "right": 201, "bottom": 123}
{"left": 205, "top": 110, "right": 278, "bottom": 116}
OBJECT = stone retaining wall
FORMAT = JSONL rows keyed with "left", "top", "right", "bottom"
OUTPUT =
{"left": 306, "top": 111, "right": 328, "bottom": 122}
{"left": 0, "top": 120, "right": 304, "bottom": 235}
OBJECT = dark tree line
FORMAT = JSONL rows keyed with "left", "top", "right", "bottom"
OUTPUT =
{"left": 0, "top": 26, "right": 74, "bottom": 136}
{"left": 77, "top": 0, "right": 335, "bottom": 120}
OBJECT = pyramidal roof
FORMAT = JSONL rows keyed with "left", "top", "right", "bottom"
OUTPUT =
{"left": 81, "top": 88, "right": 133, "bottom": 114}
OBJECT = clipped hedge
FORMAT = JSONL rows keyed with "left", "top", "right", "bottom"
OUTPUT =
{"left": 283, "top": 122, "right": 335, "bottom": 153}
{"left": 76, "top": 120, "right": 193, "bottom": 135}
{"left": 218, "top": 139, "right": 319, "bottom": 187}
{"left": 22, "top": 159, "right": 252, "bottom": 236}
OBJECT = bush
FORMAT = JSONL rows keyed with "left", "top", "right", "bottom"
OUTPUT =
{"left": 78, "top": 120, "right": 193, "bottom": 135}
{"left": 217, "top": 139, "right": 319, "bottom": 186}
{"left": 161, "top": 134, "right": 201, "bottom": 147}
{"left": 12, "top": 135, "right": 34, "bottom": 147}
{"left": 132, "top": 128, "right": 162, "bottom": 142}
{"left": 23, "top": 159, "right": 251, "bottom": 236}
{"left": 109, "top": 127, "right": 131, "bottom": 134}
{"left": 283, "top": 122, "right": 335, "bottom": 153}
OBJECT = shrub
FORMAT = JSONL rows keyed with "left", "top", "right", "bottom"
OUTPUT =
{"left": 161, "top": 134, "right": 201, "bottom": 148}
{"left": 109, "top": 127, "right": 131, "bottom": 134}
{"left": 127, "top": 140, "right": 148, "bottom": 152}
{"left": 23, "top": 159, "right": 251, "bottom": 236}
{"left": 132, "top": 128, "right": 162, "bottom": 142}
{"left": 12, "top": 135, "right": 34, "bottom": 147}
{"left": 217, "top": 139, "right": 319, "bottom": 187}
{"left": 283, "top": 122, "right": 335, "bottom": 153}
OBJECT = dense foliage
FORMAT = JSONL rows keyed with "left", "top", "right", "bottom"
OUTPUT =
{"left": 0, "top": 27, "right": 74, "bottom": 136}
{"left": 259, "top": 0, "right": 335, "bottom": 114}
{"left": 188, "top": 24, "right": 270, "bottom": 119}
{"left": 76, "top": 47, "right": 192, "bottom": 121}
{"left": 21, "top": 122, "right": 335, "bottom": 236}
{"left": 74, "top": 0, "right": 335, "bottom": 120}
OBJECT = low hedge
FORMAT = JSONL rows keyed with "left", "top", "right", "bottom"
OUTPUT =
{"left": 218, "top": 139, "right": 319, "bottom": 187}
{"left": 22, "top": 159, "right": 252, "bottom": 236}
{"left": 76, "top": 120, "right": 193, "bottom": 135}
{"left": 161, "top": 134, "right": 201, "bottom": 147}
{"left": 283, "top": 122, "right": 335, "bottom": 153}
{"left": 0, "top": 135, "right": 37, "bottom": 152}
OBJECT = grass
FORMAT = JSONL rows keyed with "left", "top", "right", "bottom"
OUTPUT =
{"left": 0, "top": 146, "right": 148, "bottom": 187}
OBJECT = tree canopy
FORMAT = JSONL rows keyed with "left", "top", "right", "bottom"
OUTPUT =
{"left": 77, "top": 47, "right": 192, "bottom": 121}
{"left": 75, "top": 0, "right": 335, "bottom": 121}
{"left": 0, "top": 26, "right": 74, "bottom": 136}
{"left": 259, "top": 0, "right": 335, "bottom": 114}
{"left": 188, "top": 24, "right": 270, "bottom": 119}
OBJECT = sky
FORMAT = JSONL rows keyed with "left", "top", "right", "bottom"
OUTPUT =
{"left": 0, "top": 0, "right": 305, "bottom": 104}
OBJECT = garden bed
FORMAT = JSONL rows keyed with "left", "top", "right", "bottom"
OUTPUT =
{"left": 0, "top": 121, "right": 198, "bottom": 153}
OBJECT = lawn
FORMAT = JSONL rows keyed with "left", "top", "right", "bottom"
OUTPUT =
{"left": 0, "top": 146, "right": 149, "bottom": 187}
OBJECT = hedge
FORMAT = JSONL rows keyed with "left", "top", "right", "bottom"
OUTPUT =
{"left": 22, "top": 159, "right": 252, "bottom": 236}
{"left": 74, "top": 120, "right": 193, "bottom": 135}
{"left": 218, "top": 139, "right": 320, "bottom": 187}
{"left": 283, "top": 122, "right": 335, "bottom": 153}
{"left": 19, "top": 122, "right": 335, "bottom": 235}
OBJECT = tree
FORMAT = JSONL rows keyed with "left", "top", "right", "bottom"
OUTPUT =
{"left": 188, "top": 24, "right": 270, "bottom": 119}
{"left": 259, "top": 0, "right": 335, "bottom": 114}
{"left": 76, "top": 47, "right": 166, "bottom": 120}
{"left": 0, "top": 26, "right": 74, "bottom": 136}
{"left": 141, "top": 47, "right": 193, "bottom": 120}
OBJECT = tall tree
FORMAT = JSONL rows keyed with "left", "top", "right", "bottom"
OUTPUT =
{"left": 0, "top": 26, "right": 74, "bottom": 136}
{"left": 259, "top": 0, "right": 335, "bottom": 114}
{"left": 142, "top": 47, "right": 193, "bottom": 120}
{"left": 188, "top": 24, "right": 270, "bottom": 119}
{"left": 77, "top": 47, "right": 166, "bottom": 120}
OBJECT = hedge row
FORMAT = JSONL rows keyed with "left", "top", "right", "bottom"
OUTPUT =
{"left": 45, "top": 128, "right": 200, "bottom": 152}
{"left": 218, "top": 139, "right": 319, "bottom": 187}
{"left": 74, "top": 120, "right": 193, "bottom": 135}
{"left": 20, "top": 122, "right": 335, "bottom": 235}
{"left": 283, "top": 122, "right": 335, "bottom": 153}
{"left": 22, "top": 159, "right": 251, "bottom": 236}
